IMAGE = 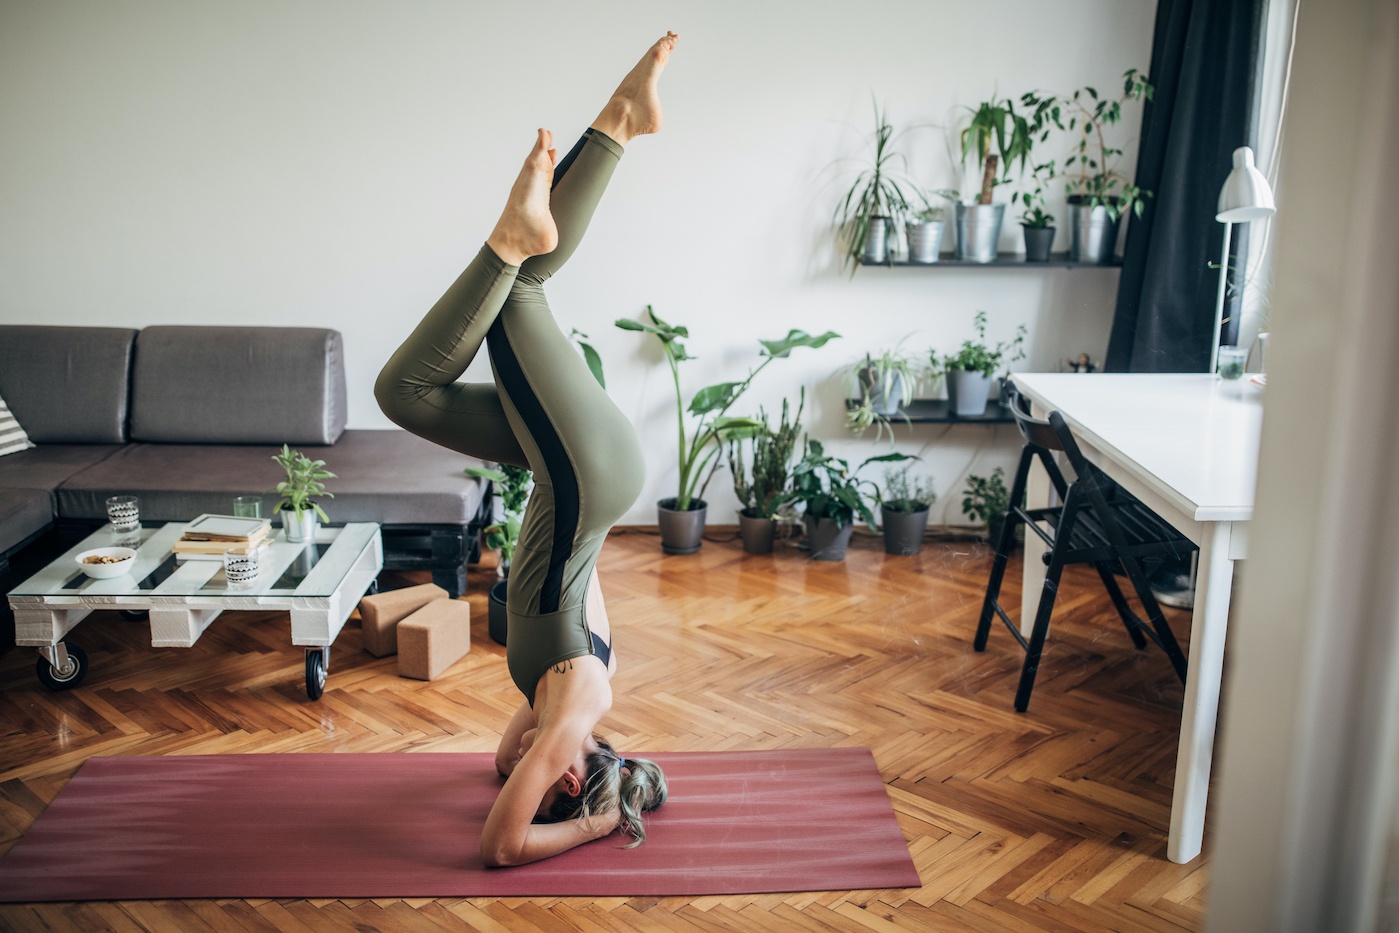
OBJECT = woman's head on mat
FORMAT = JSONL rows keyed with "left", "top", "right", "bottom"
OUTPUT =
{"left": 536, "top": 734, "right": 667, "bottom": 848}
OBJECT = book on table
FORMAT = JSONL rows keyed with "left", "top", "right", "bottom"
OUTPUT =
{"left": 172, "top": 513, "right": 273, "bottom": 556}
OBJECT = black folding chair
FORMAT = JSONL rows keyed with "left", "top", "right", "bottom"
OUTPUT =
{"left": 975, "top": 386, "right": 1193, "bottom": 712}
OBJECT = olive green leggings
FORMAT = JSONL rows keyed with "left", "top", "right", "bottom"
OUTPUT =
{"left": 374, "top": 129, "right": 644, "bottom": 706}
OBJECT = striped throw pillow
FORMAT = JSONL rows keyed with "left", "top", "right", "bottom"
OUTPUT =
{"left": 0, "top": 391, "right": 36, "bottom": 458}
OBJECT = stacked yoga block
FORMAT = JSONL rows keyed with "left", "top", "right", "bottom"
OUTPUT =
{"left": 358, "top": 582, "right": 471, "bottom": 681}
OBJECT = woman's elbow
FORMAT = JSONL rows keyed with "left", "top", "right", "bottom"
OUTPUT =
{"left": 480, "top": 841, "right": 522, "bottom": 868}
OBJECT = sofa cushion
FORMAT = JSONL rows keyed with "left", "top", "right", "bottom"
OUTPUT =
{"left": 0, "top": 325, "right": 136, "bottom": 443}
{"left": 0, "top": 444, "right": 126, "bottom": 493}
{"left": 130, "top": 326, "right": 347, "bottom": 445}
{"left": 0, "top": 488, "right": 54, "bottom": 555}
{"left": 0, "top": 390, "right": 36, "bottom": 458}
{"left": 55, "top": 430, "right": 488, "bottom": 525}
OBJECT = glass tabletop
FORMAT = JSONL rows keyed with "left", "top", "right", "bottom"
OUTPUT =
{"left": 8, "top": 522, "right": 380, "bottom": 600}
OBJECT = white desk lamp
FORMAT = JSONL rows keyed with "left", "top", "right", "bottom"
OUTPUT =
{"left": 1210, "top": 146, "right": 1276, "bottom": 373}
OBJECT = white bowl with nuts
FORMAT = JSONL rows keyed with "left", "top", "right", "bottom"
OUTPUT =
{"left": 75, "top": 546, "right": 137, "bottom": 579}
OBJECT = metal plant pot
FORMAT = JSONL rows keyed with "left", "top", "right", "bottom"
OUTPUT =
{"left": 1022, "top": 225, "right": 1056, "bottom": 262}
{"left": 947, "top": 369, "right": 994, "bottom": 416}
{"left": 905, "top": 220, "right": 944, "bottom": 263}
{"left": 280, "top": 508, "right": 319, "bottom": 543}
{"left": 859, "top": 367, "right": 907, "bottom": 417}
{"left": 805, "top": 516, "right": 854, "bottom": 561}
{"left": 738, "top": 511, "right": 776, "bottom": 555}
{"left": 859, "top": 216, "right": 891, "bottom": 264}
{"left": 881, "top": 506, "right": 929, "bottom": 556}
{"left": 1068, "top": 199, "right": 1121, "bottom": 263}
{"left": 657, "top": 498, "right": 707, "bottom": 555}
{"left": 955, "top": 203, "right": 1005, "bottom": 263}
{"left": 488, "top": 579, "right": 508, "bottom": 645}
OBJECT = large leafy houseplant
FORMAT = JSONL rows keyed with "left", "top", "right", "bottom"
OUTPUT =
{"left": 788, "top": 439, "right": 911, "bottom": 528}
{"left": 617, "top": 306, "right": 839, "bottom": 514}
{"left": 960, "top": 95, "right": 1034, "bottom": 206}
{"left": 730, "top": 390, "right": 804, "bottom": 521}
{"left": 832, "top": 101, "right": 917, "bottom": 271}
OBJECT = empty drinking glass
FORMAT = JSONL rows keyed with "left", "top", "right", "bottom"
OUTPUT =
{"left": 224, "top": 546, "right": 260, "bottom": 589}
{"left": 232, "top": 496, "right": 263, "bottom": 519}
{"left": 106, "top": 495, "right": 140, "bottom": 532}
{"left": 1217, "top": 346, "right": 1248, "bottom": 380}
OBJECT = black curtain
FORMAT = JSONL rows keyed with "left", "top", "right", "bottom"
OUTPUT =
{"left": 1105, "top": 0, "right": 1267, "bottom": 373}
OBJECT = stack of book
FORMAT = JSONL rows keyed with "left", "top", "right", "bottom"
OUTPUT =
{"left": 172, "top": 514, "right": 273, "bottom": 561}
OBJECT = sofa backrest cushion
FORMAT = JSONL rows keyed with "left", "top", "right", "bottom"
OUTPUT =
{"left": 0, "top": 325, "right": 137, "bottom": 443}
{"left": 131, "top": 326, "right": 347, "bottom": 445}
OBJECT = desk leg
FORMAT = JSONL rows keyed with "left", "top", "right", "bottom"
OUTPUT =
{"left": 1168, "top": 521, "right": 1234, "bottom": 863}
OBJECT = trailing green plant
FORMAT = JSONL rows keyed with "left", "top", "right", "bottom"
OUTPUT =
{"left": 961, "top": 467, "right": 1010, "bottom": 527}
{"left": 730, "top": 390, "right": 804, "bottom": 520}
{"left": 269, "top": 444, "right": 334, "bottom": 522}
{"left": 936, "top": 310, "right": 1028, "bottom": 377}
{"left": 1014, "top": 161, "right": 1057, "bottom": 228}
{"left": 843, "top": 345, "right": 925, "bottom": 443}
{"left": 1021, "top": 69, "right": 1154, "bottom": 221}
{"left": 832, "top": 100, "right": 917, "bottom": 272}
{"left": 877, "top": 464, "right": 937, "bottom": 513}
{"left": 616, "top": 305, "right": 839, "bottom": 512}
{"left": 960, "top": 95, "right": 1034, "bottom": 205}
{"left": 463, "top": 463, "right": 532, "bottom": 570}
{"left": 787, "top": 438, "right": 911, "bottom": 528}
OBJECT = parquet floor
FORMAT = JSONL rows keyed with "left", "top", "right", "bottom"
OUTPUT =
{"left": 0, "top": 528, "right": 1208, "bottom": 931}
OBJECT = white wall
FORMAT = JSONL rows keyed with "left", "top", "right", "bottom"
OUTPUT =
{"left": 0, "top": 0, "right": 1155, "bottom": 525}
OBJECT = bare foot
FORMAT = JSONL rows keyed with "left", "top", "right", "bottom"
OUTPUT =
{"left": 591, "top": 31, "right": 678, "bottom": 146}
{"left": 487, "top": 128, "right": 559, "bottom": 265}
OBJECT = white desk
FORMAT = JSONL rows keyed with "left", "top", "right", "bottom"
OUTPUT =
{"left": 1010, "top": 372, "right": 1262, "bottom": 864}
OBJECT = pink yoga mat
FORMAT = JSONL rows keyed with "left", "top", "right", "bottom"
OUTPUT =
{"left": 0, "top": 748, "right": 918, "bottom": 900}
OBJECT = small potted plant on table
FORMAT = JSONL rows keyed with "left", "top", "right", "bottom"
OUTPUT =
{"left": 876, "top": 464, "right": 937, "bottom": 555}
{"left": 729, "top": 392, "right": 803, "bottom": 555}
{"left": 788, "top": 439, "right": 910, "bottom": 561}
{"left": 936, "top": 311, "right": 1027, "bottom": 417}
{"left": 270, "top": 444, "right": 334, "bottom": 543}
{"left": 463, "top": 463, "right": 532, "bottom": 644}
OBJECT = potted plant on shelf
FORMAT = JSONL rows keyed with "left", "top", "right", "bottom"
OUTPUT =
{"left": 844, "top": 345, "right": 924, "bottom": 443}
{"left": 1014, "top": 158, "right": 1058, "bottom": 261}
{"left": 936, "top": 311, "right": 1027, "bottom": 417}
{"left": 616, "top": 305, "right": 839, "bottom": 555}
{"left": 954, "top": 94, "right": 1033, "bottom": 262}
{"left": 788, "top": 439, "right": 910, "bottom": 561}
{"left": 463, "top": 463, "right": 532, "bottom": 645}
{"left": 905, "top": 199, "right": 947, "bottom": 264}
{"left": 729, "top": 391, "right": 803, "bottom": 555}
{"left": 832, "top": 101, "right": 916, "bottom": 270}
{"left": 270, "top": 444, "right": 334, "bottom": 543}
{"left": 1021, "top": 69, "right": 1154, "bottom": 263}
{"left": 875, "top": 464, "right": 937, "bottom": 555}
{"left": 962, "top": 467, "right": 1013, "bottom": 544}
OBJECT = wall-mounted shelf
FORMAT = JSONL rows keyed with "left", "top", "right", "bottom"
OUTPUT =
{"left": 860, "top": 252, "right": 1121, "bottom": 269}
{"left": 846, "top": 399, "right": 1013, "bottom": 424}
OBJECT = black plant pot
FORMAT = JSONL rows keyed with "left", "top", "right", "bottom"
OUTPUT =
{"left": 657, "top": 498, "right": 707, "bottom": 555}
{"left": 805, "top": 516, "right": 854, "bottom": 561}
{"left": 738, "top": 511, "right": 775, "bottom": 554}
{"left": 488, "top": 579, "right": 508, "bottom": 645}
{"left": 881, "top": 506, "right": 929, "bottom": 555}
{"left": 1023, "top": 225, "right": 1056, "bottom": 262}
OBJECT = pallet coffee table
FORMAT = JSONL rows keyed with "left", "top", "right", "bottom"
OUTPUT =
{"left": 7, "top": 522, "right": 382, "bottom": 699}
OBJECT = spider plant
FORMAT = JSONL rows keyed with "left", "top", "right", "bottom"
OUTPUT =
{"left": 832, "top": 100, "right": 916, "bottom": 272}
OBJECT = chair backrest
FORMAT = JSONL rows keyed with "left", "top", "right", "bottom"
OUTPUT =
{"left": 1005, "top": 384, "right": 1095, "bottom": 479}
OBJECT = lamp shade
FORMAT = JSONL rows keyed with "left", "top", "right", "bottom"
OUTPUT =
{"left": 1216, "top": 146, "right": 1276, "bottom": 222}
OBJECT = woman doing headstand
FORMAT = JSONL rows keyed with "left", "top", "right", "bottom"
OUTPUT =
{"left": 375, "top": 33, "right": 678, "bottom": 866}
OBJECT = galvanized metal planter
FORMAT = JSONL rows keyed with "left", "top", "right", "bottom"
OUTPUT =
{"left": 1068, "top": 200, "right": 1121, "bottom": 263}
{"left": 905, "top": 220, "right": 945, "bottom": 263}
{"left": 955, "top": 203, "right": 1005, "bottom": 263}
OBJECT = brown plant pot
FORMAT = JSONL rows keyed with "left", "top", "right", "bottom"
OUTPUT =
{"left": 657, "top": 498, "right": 707, "bottom": 555}
{"left": 881, "top": 505, "right": 929, "bottom": 555}
{"left": 738, "top": 511, "right": 775, "bottom": 555}
{"left": 805, "top": 516, "right": 854, "bottom": 561}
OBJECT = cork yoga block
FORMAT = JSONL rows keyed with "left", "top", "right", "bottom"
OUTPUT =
{"left": 397, "top": 599, "right": 472, "bottom": 681}
{"left": 359, "top": 583, "right": 448, "bottom": 657}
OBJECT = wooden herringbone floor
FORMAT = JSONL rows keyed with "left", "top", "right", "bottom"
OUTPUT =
{"left": 0, "top": 528, "right": 1208, "bottom": 931}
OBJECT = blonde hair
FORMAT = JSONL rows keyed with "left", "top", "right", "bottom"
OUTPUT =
{"left": 542, "top": 735, "right": 667, "bottom": 848}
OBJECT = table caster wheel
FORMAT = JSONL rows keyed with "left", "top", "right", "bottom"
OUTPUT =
{"left": 305, "top": 648, "right": 327, "bottom": 700}
{"left": 37, "top": 644, "right": 88, "bottom": 691}
{"left": 120, "top": 609, "right": 149, "bottom": 620}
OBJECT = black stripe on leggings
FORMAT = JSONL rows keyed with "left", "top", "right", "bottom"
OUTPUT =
{"left": 487, "top": 318, "right": 579, "bottom": 613}
{"left": 550, "top": 130, "right": 595, "bottom": 192}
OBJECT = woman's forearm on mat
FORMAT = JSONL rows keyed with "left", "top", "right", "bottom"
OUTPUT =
{"left": 483, "top": 811, "right": 621, "bottom": 867}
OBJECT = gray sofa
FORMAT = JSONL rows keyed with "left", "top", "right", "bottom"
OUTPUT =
{"left": 0, "top": 324, "right": 492, "bottom": 609}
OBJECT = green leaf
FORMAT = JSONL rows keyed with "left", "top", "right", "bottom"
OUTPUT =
{"left": 463, "top": 465, "right": 507, "bottom": 483}
{"left": 579, "top": 341, "right": 606, "bottom": 388}
{"left": 688, "top": 381, "right": 744, "bottom": 415}
{"left": 759, "top": 329, "right": 841, "bottom": 358}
